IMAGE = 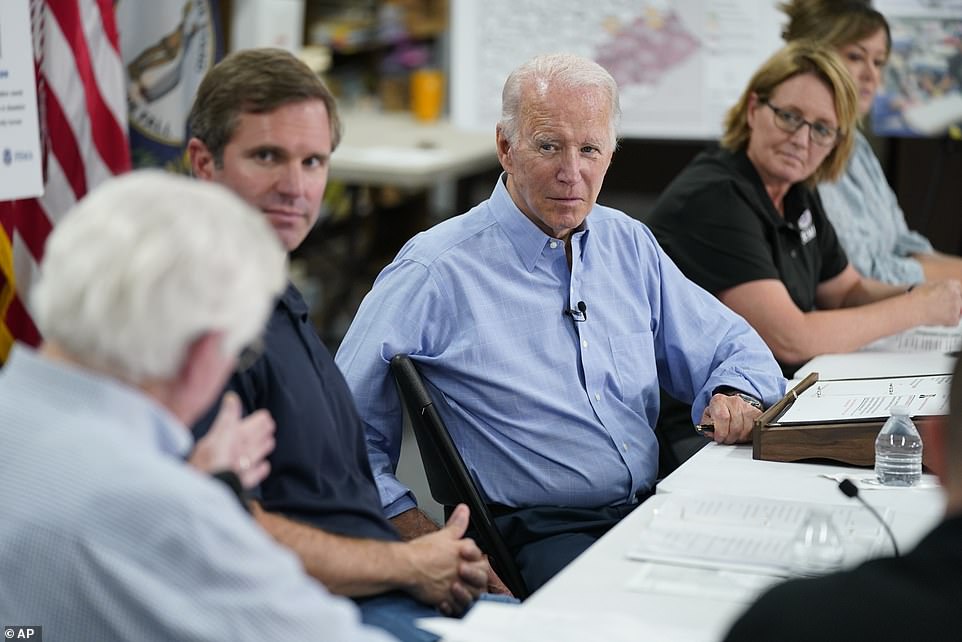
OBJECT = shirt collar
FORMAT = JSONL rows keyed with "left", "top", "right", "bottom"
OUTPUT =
{"left": 278, "top": 281, "right": 309, "bottom": 319}
{"left": 732, "top": 148, "right": 765, "bottom": 192}
{"left": 489, "top": 173, "right": 591, "bottom": 272}
{"left": 4, "top": 344, "right": 193, "bottom": 457}
{"left": 731, "top": 148, "right": 804, "bottom": 227}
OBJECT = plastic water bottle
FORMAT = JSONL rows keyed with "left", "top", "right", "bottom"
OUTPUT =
{"left": 874, "top": 406, "right": 923, "bottom": 487}
{"left": 789, "top": 510, "right": 844, "bottom": 577}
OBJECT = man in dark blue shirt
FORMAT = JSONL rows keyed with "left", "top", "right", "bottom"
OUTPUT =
{"left": 200, "top": 283, "right": 398, "bottom": 543}
{"left": 187, "top": 48, "right": 489, "bottom": 642}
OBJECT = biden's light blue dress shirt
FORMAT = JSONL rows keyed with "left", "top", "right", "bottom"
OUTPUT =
{"left": 336, "top": 177, "right": 785, "bottom": 518}
{"left": 0, "top": 346, "right": 393, "bottom": 642}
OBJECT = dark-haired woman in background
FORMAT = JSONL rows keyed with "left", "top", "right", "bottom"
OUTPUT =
{"left": 782, "top": 0, "right": 962, "bottom": 285}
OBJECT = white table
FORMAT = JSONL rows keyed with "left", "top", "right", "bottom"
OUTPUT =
{"left": 331, "top": 110, "right": 498, "bottom": 189}
{"left": 657, "top": 443, "right": 944, "bottom": 544}
{"left": 521, "top": 443, "right": 945, "bottom": 641}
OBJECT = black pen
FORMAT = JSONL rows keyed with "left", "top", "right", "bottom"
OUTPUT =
{"left": 694, "top": 423, "right": 715, "bottom": 436}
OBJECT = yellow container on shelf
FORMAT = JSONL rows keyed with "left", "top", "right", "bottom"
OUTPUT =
{"left": 410, "top": 68, "right": 444, "bottom": 122}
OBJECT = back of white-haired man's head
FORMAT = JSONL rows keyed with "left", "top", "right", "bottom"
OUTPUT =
{"left": 31, "top": 170, "right": 287, "bottom": 388}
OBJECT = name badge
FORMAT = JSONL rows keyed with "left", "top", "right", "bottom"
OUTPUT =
{"left": 798, "top": 209, "right": 816, "bottom": 245}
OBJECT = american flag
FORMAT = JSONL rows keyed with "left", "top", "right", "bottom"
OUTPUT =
{"left": 0, "top": 0, "right": 130, "bottom": 362}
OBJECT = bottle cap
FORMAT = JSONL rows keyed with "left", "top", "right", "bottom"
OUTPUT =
{"left": 889, "top": 405, "right": 911, "bottom": 416}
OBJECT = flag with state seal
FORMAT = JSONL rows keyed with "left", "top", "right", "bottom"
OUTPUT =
{"left": 117, "top": 0, "right": 221, "bottom": 172}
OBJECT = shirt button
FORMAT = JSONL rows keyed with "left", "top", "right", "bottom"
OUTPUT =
{"left": 790, "top": 250, "right": 798, "bottom": 258}
{"left": 623, "top": 442, "right": 629, "bottom": 452}
{"left": 582, "top": 339, "right": 588, "bottom": 348}
{"left": 594, "top": 393, "right": 601, "bottom": 401}
{"left": 549, "top": 241, "right": 558, "bottom": 249}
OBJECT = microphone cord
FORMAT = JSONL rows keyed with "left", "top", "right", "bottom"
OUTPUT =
{"left": 838, "top": 479, "right": 900, "bottom": 557}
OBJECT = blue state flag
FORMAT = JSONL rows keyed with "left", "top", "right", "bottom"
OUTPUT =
{"left": 117, "top": 0, "right": 222, "bottom": 171}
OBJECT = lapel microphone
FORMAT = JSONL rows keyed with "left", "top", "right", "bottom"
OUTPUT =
{"left": 838, "top": 478, "right": 900, "bottom": 557}
{"left": 563, "top": 300, "right": 588, "bottom": 322}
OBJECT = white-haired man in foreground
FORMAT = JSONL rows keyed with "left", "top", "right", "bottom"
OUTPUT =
{"left": 0, "top": 171, "right": 394, "bottom": 641}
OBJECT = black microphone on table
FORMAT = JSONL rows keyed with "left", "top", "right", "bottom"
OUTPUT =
{"left": 837, "top": 478, "right": 900, "bottom": 557}
{"left": 563, "top": 300, "right": 588, "bottom": 322}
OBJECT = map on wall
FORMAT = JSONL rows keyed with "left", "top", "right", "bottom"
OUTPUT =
{"left": 872, "top": 0, "right": 962, "bottom": 138}
{"left": 450, "top": 0, "right": 785, "bottom": 140}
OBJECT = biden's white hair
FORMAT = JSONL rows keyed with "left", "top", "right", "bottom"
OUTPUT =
{"left": 499, "top": 53, "right": 621, "bottom": 147}
{"left": 31, "top": 170, "right": 287, "bottom": 384}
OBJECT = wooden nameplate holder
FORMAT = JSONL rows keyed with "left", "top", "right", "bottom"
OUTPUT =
{"left": 752, "top": 372, "right": 940, "bottom": 467}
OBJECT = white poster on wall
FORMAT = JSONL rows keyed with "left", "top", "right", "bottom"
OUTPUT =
{"left": 0, "top": 0, "right": 43, "bottom": 200}
{"left": 450, "top": 0, "right": 785, "bottom": 140}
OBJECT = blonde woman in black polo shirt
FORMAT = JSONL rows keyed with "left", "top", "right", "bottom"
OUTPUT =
{"left": 649, "top": 41, "right": 961, "bottom": 378}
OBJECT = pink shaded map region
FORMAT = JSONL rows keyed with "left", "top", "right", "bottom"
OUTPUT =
{"left": 596, "top": 12, "right": 700, "bottom": 88}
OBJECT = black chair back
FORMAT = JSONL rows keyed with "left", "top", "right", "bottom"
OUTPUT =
{"left": 390, "top": 354, "right": 529, "bottom": 599}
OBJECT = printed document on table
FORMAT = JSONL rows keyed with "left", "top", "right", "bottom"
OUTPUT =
{"left": 626, "top": 493, "right": 887, "bottom": 576}
{"left": 775, "top": 375, "right": 950, "bottom": 424}
{"left": 862, "top": 319, "right": 962, "bottom": 353}
{"left": 794, "top": 351, "right": 954, "bottom": 380}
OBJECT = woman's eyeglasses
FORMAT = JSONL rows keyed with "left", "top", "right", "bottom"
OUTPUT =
{"left": 762, "top": 99, "right": 839, "bottom": 148}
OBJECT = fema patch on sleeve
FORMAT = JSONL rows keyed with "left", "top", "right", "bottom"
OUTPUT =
{"left": 798, "top": 208, "right": 816, "bottom": 244}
